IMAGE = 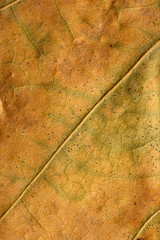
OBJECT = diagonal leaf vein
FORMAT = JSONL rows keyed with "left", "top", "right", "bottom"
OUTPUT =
{"left": 0, "top": 39, "right": 160, "bottom": 222}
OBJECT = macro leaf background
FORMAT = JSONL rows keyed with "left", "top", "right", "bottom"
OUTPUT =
{"left": 0, "top": 0, "right": 160, "bottom": 239}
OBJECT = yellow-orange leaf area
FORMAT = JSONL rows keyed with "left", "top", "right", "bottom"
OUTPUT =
{"left": 0, "top": 0, "right": 160, "bottom": 239}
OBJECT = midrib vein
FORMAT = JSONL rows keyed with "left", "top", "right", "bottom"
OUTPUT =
{"left": 0, "top": 39, "right": 160, "bottom": 222}
{"left": 0, "top": 0, "right": 21, "bottom": 10}
{"left": 132, "top": 209, "right": 160, "bottom": 240}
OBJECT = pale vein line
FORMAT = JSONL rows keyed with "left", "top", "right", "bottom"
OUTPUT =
{"left": 22, "top": 200, "right": 54, "bottom": 240}
{"left": 11, "top": 7, "right": 42, "bottom": 57}
{"left": 132, "top": 209, "right": 160, "bottom": 240}
{"left": 53, "top": 0, "right": 75, "bottom": 39}
{"left": 22, "top": 200, "right": 46, "bottom": 231}
{"left": 120, "top": 1, "right": 160, "bottom": 10}
{"left": 0, "top": 0, "right": 21, "bottom": 10}
{"left": 0, "top": 39, "right": 160, "bottom": 222}
{"left": 132, "top": 137, "right": 160, "bottom": 151}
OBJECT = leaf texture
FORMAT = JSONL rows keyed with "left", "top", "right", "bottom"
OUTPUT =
{"left": 0, "top": 0, "right": 160, "bottom": 239}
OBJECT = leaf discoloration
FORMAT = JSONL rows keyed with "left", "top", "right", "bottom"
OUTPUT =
{"left": 0, "top": 0, "right": 160, "bottom": 239}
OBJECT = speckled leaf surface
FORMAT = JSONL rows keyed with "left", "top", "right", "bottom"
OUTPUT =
{"left": 0, "top": 0, "right": 160, "bottom": 239}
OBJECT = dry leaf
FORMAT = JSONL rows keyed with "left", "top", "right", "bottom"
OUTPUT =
{"left": 0, "top": 0, "right": 160, "bottom": 239}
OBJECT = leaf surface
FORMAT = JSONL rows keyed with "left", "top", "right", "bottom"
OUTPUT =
{"left": 0, "top": 0, "right": 160, "bottom": 239}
